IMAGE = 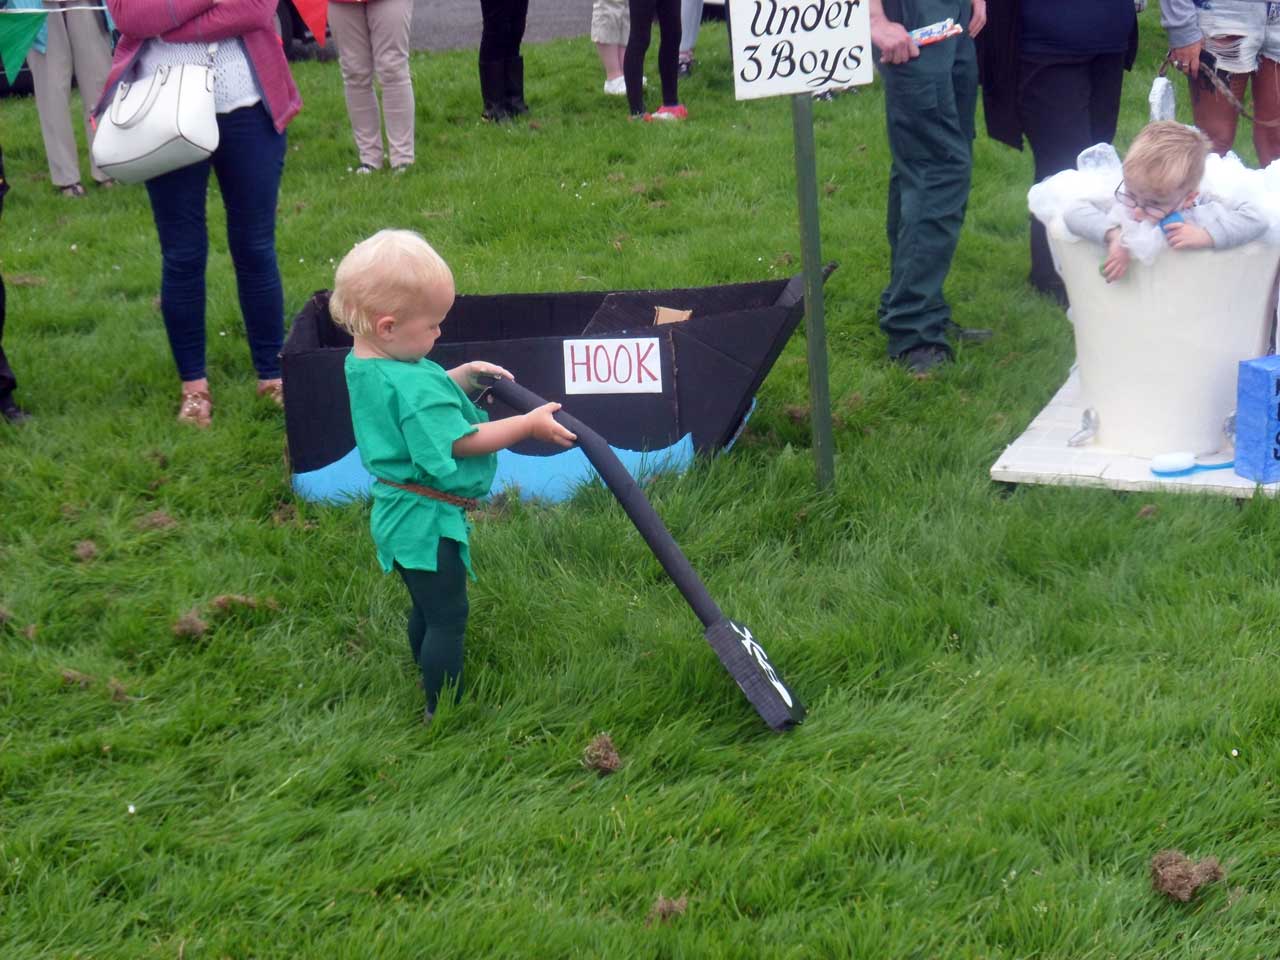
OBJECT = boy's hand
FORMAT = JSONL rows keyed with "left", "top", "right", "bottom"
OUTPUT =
{"left": 451, "top": 360, "right": 513, "bottom": 392}
{"left": 1103, "top": 229, "right": 1131, "bottom": 283}
{"left": 1164, "top": 221, "right": 1214, "bottom": 249}
{"left": 524, "top": 403, "right": 577, "bottom": 447}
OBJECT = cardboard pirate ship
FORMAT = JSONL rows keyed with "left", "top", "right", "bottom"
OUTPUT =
{"left": 282, "top": 273, "right": 816, "bottom": 501}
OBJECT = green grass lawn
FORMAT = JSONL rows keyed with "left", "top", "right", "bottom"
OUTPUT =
{"left": 3, "top": 11, "right": 1280, "bottom": 957}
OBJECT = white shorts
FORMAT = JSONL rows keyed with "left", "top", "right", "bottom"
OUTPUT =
{"left": 591, "top": 0, "right": 629, "bottom": 46}
{"left": 1197, "top": 0, "right": 1280, "bottom": 72}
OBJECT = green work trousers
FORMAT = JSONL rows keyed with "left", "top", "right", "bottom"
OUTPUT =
{"left": 394, "top": 539, "right": 469, "bottom": 714}
{"left": 876, "top": 0, "right": 979, "bottom": 358}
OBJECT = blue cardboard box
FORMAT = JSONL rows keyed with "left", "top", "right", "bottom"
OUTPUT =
{"left": 1235, "top": 355, "right": 1280, "bottom": 483}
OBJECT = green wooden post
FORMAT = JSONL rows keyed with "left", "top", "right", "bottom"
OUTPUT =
{"left": 790, "top": 93, "right": 835, "bottom": 491}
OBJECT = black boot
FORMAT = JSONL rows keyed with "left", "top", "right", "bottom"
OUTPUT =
{"left": 503, "top": 56, "right": 529, "bottom": 117}
{"left": 479, "top": 60, "right": 509, "bottom": 122}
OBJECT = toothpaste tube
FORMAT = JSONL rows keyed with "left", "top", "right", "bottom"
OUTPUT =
{"left": 909, "top": 18, "right": 965, "bottom": 46}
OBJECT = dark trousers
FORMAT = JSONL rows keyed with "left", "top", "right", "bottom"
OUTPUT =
{"left": 144, "top": 104, "right": 287, "bottom": 382}
{"left": 0, "top": 271, "right": 13, "bottom": 402}
{"left": 478, "top": 0, "right": 527, "bottom": 61}
{"left": 877, "top": 0, "right": 978, "bottom": 358}
{"left": 394, "top": 539, "right": 470, "bottom": 714}
{"left": 1018, "top": 52, "right": 1125, "bottom": 292}
{"left": 625, "top": 0, "right": 681, "bottom": 115}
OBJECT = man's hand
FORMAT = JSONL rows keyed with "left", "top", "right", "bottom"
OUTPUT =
{"left": 524, "top": 403, "right": 576, "bottom": 447}
{"left": 1164, "top": 221, "right": 1214, "bottom": 249}
{"left": 1103, "top": 228, "right": 1132, "bottom": 283}
{"left": 869, "top": 1, "right": 919, "bottom": 65}
{"left": 1170, "top": 40, "right": 1202, "bottom": 80}
{"left": 970, "top": 0, "right": 987, "bottom": 38}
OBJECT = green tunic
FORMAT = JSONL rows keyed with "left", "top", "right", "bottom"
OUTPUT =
{"left": 344, "top": 354, "right": 496, "bottom": 577}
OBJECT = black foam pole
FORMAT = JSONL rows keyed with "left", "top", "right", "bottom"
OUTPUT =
{"left": 487, "top": 377, "right": 724, "bottom": 628}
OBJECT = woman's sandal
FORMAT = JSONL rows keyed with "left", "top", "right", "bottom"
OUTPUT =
{"left": 59, "top": 183, "right": 87, "bottom": 198}
{"left": 177, "top": 390, "right": 212, "bottom": 428}
{"left": 256, "top": 379, "right": 284, "bottom": 407}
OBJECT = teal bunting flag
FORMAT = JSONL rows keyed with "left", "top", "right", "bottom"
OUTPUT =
{"left": 0, "top": 11, "right": 47, "bottom": 85}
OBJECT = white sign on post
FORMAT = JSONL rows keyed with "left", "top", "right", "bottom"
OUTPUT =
{"left": 728, "top": 0, "right": 873, "bottom": 101}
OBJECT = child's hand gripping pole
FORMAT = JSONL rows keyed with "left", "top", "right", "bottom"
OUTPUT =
{"left": 478, "top": 376, "right": 806, "bottom": 731}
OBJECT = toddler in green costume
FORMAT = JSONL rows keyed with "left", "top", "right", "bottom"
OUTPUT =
{"left": 330, "top": 230, "right": 576, "bottom": 722}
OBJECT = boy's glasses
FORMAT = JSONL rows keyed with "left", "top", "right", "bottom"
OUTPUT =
{"left": 1114, "top": 183, "right": 1181, "bottom": 221}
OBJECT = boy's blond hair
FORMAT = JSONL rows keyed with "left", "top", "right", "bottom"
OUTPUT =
{"left": 1123, "top": 121, "right": 1211, "bottom": 199}
{"left": 330, "top": 229, "right": 454, "bottom": 337}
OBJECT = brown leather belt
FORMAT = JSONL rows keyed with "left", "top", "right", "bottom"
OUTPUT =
{"left": 376, "top": 478, "right": 479, "bottom": 511}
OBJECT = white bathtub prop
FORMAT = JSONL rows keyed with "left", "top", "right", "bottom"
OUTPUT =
{"left": 1049, "top": 225, "right": 1278, "bottom": 456}
{"left": 994, "top": 142, "right": 1280, "bottom": 496}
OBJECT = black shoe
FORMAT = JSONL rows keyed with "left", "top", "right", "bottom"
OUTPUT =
{"left": 677, "top": 58, "right": 693, "bottom": 78}
{"left": 503, "top": 56, "right": 529, "bottom": 117}
{"left": 897, "top": 344, "right": 951, "bottom": 376}
{"left": 0, "top": 396, "right": 30, "bottom": 424}
{"left": 946, "top": 321, "right": 993, "bottom": 343}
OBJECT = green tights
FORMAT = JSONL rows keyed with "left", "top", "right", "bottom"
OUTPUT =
{"left": 394, "top": 539, "right": 468, "bottom": 713}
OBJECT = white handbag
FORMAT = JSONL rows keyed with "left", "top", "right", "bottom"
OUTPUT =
{"left": 91, "top": 44, "right": 219, "bottom": 184}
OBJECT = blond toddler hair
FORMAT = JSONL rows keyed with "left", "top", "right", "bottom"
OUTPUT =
{"left": 1123, "top": 121, "right": 1212, "bottom": 200}
{"left": 330, "top": 229, "right": 454, "bottom": 337}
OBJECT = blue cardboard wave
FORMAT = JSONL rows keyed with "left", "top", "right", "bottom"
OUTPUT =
{"left": 292, "top": 434, "right": 696, "bottom": 505}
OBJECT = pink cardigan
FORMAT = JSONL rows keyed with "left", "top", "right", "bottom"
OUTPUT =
{"left": 94, "top": 0, "right": 301, "bottom": 133}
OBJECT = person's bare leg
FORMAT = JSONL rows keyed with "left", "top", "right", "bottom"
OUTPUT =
{"left": 1253, "top": 57, "right": 1280, "bottom": 165}
{"left": 1190, "top": 69, "right": 1249, "bottom": 155}
{"left": 596, "top": 41, "right": 624, "bottom": 81}
{"left": 1190, "top": 36, "right": 1249, "bottom": 155}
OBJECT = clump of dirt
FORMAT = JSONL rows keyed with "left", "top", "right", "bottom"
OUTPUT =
{"left": 172, "top": 610, "right": 209, "bottom": 638}
{"left": 0, "top": 606, "right": 12, "bottom": 626}
{"left": 107, "top": 678, "right": 135, "bottom": 702}
{"left": 73, "top": 540, "right": 98, "bottom": 561}
{"left": 22, "top": 624, "right": 37, "bottom": 640}
{"left": 135, "top": 510, "right": 179, "bottom": 531}
{"left": 1151, "top": 850, "right": 1224, "bottom": 902}
{"left": 1137, "top": 504, "right": 1159, "bottom": 520}
{"left": 271, "top": 502, "right": 297, "bottom": 525}
{"left": 61, "top": 668, "right": 95, "bottom": 688}
{"left": 582, "top": 733, "right": 622, "bottom": 775}
{"left": 209, "top": 594, "right": 277, "bottom": 613}
{"left": 645, "top": 894, "right": 687, "bottom": 926}
{"left": 784, "top": 404, "right": 810, "bottom": 424}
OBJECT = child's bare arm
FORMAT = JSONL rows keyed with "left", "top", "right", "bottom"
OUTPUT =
{"left": 1102, "top": 227, "right": 1131, "bottom": 283}
{"left": 452, "top": 403, "right": 576, "bottom": 456}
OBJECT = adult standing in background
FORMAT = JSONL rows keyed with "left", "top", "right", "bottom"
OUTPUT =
{"left": 678, "top": 0, "right": 702, "bottom": 76}
{"left": 869, "top": 0, "right": 987, "bottom": 376}
{"left": 0, "top": 144, "right": 29, "bottom": 424}
{"left": 95, "top": 0, "right": 301, "bottom": 428}
{"left": 478, "top": 0, "right": 529, "bottom": 121}
{"left": 976, "top": 1, "right": 1139, "bottom": 305}
{"left": 328, "top": 0, "right": 415, "bottom": 173}
{"left": 593, "top": 0, "right": 630, "bottom": 95}
{"left": 10, "top": 0, "right": 115, "bottom": 196}
{"left": 1160, "top": 0, "right": 1280, "bottom": 165}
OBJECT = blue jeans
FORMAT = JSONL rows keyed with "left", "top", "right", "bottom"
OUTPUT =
{"left": 145, "top": 103, "right": 287, "bottom": 382}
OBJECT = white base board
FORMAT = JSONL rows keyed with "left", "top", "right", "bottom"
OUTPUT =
{"left": 991, "top": 369, "right": 1275, "bottom": 498}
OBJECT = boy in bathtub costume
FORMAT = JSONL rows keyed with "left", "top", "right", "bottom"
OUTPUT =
{"left": 1064, "top": 121, "right": 1267, "bottom": 282}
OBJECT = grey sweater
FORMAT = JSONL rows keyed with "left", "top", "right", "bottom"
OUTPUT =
{"left": 1064, "top": 195, "right": 1269, "bottom": 250}
{"left": 1161, "top": 0, "right": 1272, "bottom": 49}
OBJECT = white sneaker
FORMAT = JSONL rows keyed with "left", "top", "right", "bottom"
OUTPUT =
{"left": 603, "top": 76, "right": 626, "bottom": 96}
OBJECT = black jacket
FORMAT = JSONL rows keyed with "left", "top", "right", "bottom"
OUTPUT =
{"left": 975, "top": 0, "right": 1140, "bottom": 150}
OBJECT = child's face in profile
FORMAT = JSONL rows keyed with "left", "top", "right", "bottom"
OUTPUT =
{"left": 380, "top": 283, "right": 455, "bottom": 361}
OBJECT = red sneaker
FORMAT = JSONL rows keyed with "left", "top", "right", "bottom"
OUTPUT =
{"left": 645, "top": 104, "right": 688, "bottom": 122}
